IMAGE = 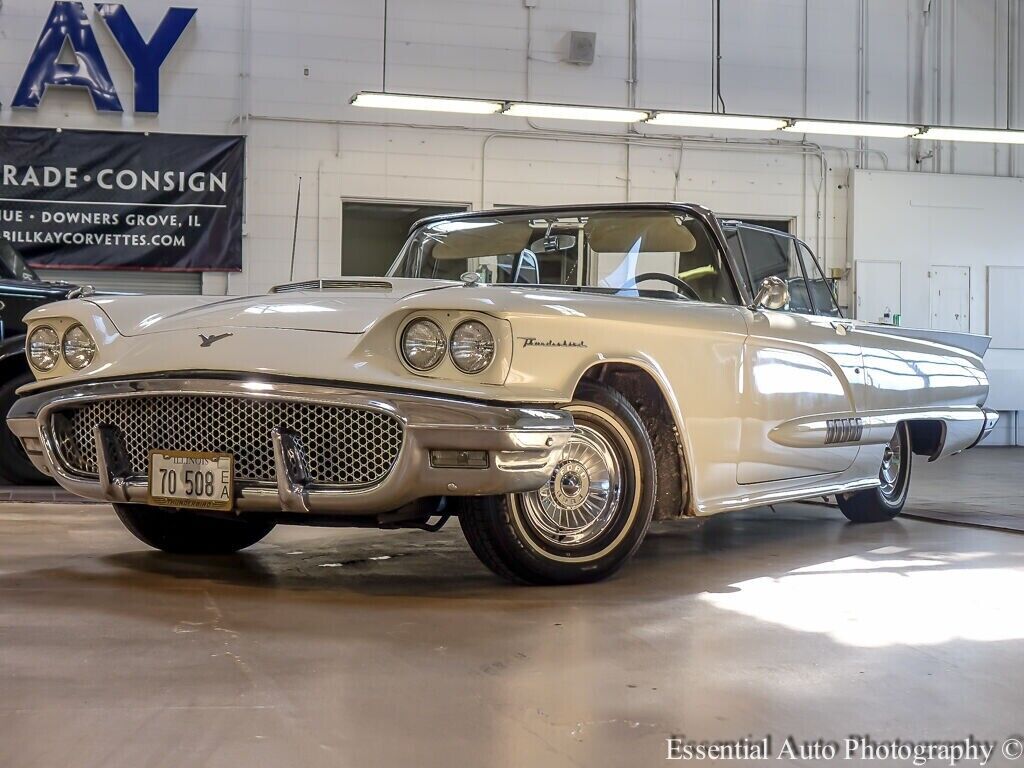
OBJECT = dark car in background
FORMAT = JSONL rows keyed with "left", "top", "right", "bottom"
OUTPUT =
{"left": 0, "top": 238, "right": 79, "bottom": 483}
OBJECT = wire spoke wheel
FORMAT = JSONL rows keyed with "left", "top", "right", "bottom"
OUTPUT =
{"left": 837, "top": 421, "right": 912, "bottom": 524}
{"left": 458, "top": 381, "right": 658, "bottom": 584}
{"left": 879, "top": 427, "right": 905, "bottom": 501}
{"left": 516, "top": 422, "right": 624, "bottom": 550}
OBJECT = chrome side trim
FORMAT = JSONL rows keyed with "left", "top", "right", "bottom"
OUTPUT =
{"left": 823, "top": 417, "right": 864, "bottom": 445}
{"left": 699, "top": 475, "right": 881, "bottom": 516}
{"left": 770, "top": 406, "right": 992, "bottom": 453}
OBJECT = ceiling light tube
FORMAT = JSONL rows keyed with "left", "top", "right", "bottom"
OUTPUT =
{"left": 784, "top": 119, "right": 921, "bottom": 138}
{"left": 504, "top": 102, "right": 649, "bottom": 123}
{"left": 646, "top": 112, "right": 788, "bottom": 131}
{"left": 350, "top": 92, "right": 504, "bottom": 115}
{"left": 916, "top": 127, "right": 1024, "bottom": 144}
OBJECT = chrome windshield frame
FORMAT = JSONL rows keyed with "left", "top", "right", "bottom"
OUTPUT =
{"left": 388, "top": 202, "right": 754, "bottom": 307}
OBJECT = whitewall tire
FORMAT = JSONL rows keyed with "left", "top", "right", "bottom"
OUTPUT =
{"left": 458, "top": 381, "right": 657, "bottom": 584}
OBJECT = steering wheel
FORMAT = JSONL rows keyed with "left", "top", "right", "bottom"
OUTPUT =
{"left": 623, "top": 272, "right": 702, "bottom": 301}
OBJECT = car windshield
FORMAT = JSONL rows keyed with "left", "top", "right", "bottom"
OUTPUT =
{"left": 389, "top": 208, "right": 739, "bottom": 304}
{"left": 0, "top": 238, "right": 38, "bottom": 281}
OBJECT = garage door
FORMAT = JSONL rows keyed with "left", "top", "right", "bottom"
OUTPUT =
{"left": 34, "top": 269, "right": 202, "bottom": 295}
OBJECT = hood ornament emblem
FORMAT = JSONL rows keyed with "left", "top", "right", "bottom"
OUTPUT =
{"left": 460, "top": 271, "right": 481, "bottom": 287}
{"left": 199, "top": 332, "right": 233, "bottom": 347}
{"left": 67, "top": 285, "right": 96, "bottom": 299}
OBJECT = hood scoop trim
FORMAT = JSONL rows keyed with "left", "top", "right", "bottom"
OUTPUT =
{"left": 271, "top": 279, "right": 393, "bottom": 294}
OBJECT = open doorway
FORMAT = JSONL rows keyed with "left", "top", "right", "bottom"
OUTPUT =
{"left": 340, "top": 200, "right": 470, "bottom": 276}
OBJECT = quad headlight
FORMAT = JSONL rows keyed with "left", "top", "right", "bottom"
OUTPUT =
{"left": 27, "top": 323, "right": 97, "bottom": 373}
{"left": 62, "top": 324, "right": 97, "bottom": 370}
{"left": 28, "top": 326, "right": 60, "bottom": 372}
{"left": 449, "top": 320, "right": 495, "bottom": 373}
{"left": 401, "top": 318, "right": 447, "bottom": 371}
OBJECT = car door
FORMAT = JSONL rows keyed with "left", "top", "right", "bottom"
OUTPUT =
{"left": 734, "top": 227, "right": 868, "bottom": 484}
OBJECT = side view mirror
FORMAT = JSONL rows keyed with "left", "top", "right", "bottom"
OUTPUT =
{"left": 751, "top": 276, "right": 790, "bottom": 311}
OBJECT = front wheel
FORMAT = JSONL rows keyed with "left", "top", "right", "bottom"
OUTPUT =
{"left": 458, "top": 381, "right": 657, "bottom": 585}
{"left": 837, "top": 422, "right": 912, "bottom": 523}
{"left": 113, "top": 503, "right": 275, "bottom": 554}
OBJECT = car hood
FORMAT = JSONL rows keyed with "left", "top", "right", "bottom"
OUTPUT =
{"left": 85, "top": 278, "right": 460, "bottom": 337}
{"left": 0, "top": 278, "right": 76, "bottom": 301}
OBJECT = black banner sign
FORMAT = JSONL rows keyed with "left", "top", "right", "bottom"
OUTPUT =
{"left": 0, "top": 126, "right": 243, "bottom": 271}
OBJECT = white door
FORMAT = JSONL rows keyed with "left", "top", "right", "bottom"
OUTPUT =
{"left": 855, "top": 261, "right": 901, "bottom": 323}
{"left": 928, "top": 265, "right": 970, "bottom": 332}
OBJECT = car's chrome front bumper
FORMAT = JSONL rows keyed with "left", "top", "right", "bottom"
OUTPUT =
{"left": 6, "top": 378, "right": 574, "bottom": 516}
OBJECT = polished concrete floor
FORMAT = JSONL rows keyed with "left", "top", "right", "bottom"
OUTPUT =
{"left": 906, "top": 446, "right": 1024, "bottom": 530}
{"left": 3, "top": 478, "right": 1024, "bottom": 767}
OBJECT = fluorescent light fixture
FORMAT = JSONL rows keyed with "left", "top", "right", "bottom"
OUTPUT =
{"left": 784, "top": 119, "right": 920, "bottom": 138}
{"left": 646, "top": 112, "right": 788, "bottom": 131}
{"left": 350, "top": 92, "right": 504, "bottom": 115}
{"left": 916, "top": 126, "right": 1024, "bottom": 144}
{"left": 504, "top": 102, "right": 649, "bottom": 123}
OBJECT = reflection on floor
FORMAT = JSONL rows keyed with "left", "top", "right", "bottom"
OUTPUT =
{"left": 1, "top": 500, "right": 1022, "bottom": 767}
{"left": 905, "top": 446, "right": 1024, "bottom": 531}
{"left": 0, "top": 484, "right": 77, "bottom": 503}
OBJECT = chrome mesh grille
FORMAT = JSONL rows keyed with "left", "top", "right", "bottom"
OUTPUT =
{"left": 51, "top": 395, "right": 404, "bottom": 486}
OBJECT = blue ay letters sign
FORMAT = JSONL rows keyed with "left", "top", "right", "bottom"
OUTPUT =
{"left": 12, "top": 2, "right": 196, "bottom": 113}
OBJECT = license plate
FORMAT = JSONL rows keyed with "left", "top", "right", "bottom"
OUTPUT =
{"left": 148, "top": 451, "right": 234, "bottom": 511}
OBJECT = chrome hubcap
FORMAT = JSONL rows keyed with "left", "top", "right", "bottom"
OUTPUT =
{"left": 552, "top": 459, "right": 591, "bottom": 509}
{"left": 517, "top": 422, "right": 623, "bottom": 549}
{"left": 879, "top": 428, "right": 904, "bottom": 499}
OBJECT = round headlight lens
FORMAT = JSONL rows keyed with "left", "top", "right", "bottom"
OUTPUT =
{"left": 401, "top": 318, "right": 447, "bottom": 371}
{"left": 450, "top": 320, "right": 495, "bottom": 373}
{"left": 63, "top": 324, "right": 97, "bottom": 370}
{"left": 28, "top": 326, "right": 61, "bottom": 372}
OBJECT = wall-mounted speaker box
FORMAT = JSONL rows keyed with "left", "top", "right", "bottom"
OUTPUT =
{"left": 565, "top": 31, "right": 596, "bottom": 65}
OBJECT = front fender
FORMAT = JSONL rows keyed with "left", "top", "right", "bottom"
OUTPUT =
{"left": 506, "top": 302, "right": 750, "bottom": 514}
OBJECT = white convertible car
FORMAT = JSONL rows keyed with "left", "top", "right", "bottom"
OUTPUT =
{"left": 7, "top": 203, "right": 998, "bottom": 584}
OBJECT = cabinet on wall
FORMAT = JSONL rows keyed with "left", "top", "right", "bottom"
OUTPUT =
{"left": 854, "top": 260, "right": 901, "bottom": 324}
{"left": 928, "top": 265, "right": 971, "bottom": 333}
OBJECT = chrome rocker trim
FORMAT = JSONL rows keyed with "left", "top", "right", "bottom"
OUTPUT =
{"left": 7, "top": 378, "right": 575, "bottom": 516}
{"left": 770, "top": 405, "right": 999, "bottom": 460}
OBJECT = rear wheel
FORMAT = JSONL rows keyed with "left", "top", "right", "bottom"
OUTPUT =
{"left": 0, "top": 371, "right": 50, "bottom": 485}
{"left": 837, "top": 422, "right": 912, "bottom": 523}
{"left": 459, "top": 381, "right": 657, "bottom": 585}
{"left": 113, "top": 503, "right": 275, "bottom": 554}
